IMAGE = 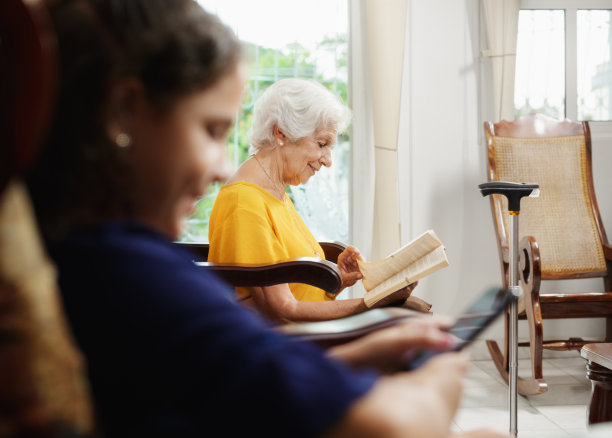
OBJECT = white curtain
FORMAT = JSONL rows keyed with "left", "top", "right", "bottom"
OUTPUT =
{"left": 397, "top": 0, "right": 411, "bottom": 245}
{"left": 482, "top": 0, "right": 520, "bottom": 122}
{"left": 347, "top": 0, "right": 375, "bottom": 298}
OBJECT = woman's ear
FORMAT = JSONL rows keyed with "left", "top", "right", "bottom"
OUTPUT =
{"left": 272, "top": 124, "right": 286, "bottom": 146}
{"left": 106, "top": 78, "right": 145, "bottom": 148}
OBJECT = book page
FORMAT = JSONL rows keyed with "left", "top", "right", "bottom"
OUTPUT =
{"left": 364, "top": 245, "right": 449, "bottom": 307}
{"left": 358, "top": 230, "right": 442, "bottom": 291}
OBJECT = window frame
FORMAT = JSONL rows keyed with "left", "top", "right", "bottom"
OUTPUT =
{"left": 520, "top": 0, "right": 612, "bottom": 137}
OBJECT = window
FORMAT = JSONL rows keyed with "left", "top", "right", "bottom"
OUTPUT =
{"left": 515, "top": 1, "right": 612, "bottom": 123}
{"left": 181, "top": 0, "right": 350, "bottom": 243}
{"left": 515, "top": 9, "right": 565, "bottom": 119}
{"left": 578, "top": 9, "right": 612, "bottom": 120}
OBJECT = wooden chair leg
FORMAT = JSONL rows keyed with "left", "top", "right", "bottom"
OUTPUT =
{"left": 524, "top": 293, "right": 544, "bottom": 380}
{"left": 486, "top": 312, "right": 509, "bottom": 375}
{"left": 487, "top": 307, "right": 547, "bottom": 395}
{"left": 486, "top": 340, "right": 548, "bottom": 395}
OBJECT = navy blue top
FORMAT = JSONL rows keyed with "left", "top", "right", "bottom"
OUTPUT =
{"left": 50, "top": 222, "right": 378, "bottom": 438}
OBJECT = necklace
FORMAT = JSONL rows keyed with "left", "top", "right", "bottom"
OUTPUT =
{"left": 251, "top": 155, "right": 322, "bottom": 260}
{"left": 252, "top": 154, "right": 285, "bottom": 199}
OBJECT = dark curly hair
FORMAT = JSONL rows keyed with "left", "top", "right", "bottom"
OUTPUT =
{"left": 26, "top": 0, "right": 242, "bottom": 243}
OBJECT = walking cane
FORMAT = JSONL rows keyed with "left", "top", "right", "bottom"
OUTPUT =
{"left": 478, "top": 181, "right": 539, "bottom": 437}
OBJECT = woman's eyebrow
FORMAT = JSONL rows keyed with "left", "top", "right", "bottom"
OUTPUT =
{"left": 318, "top": 132, "right": 335, "bottom": 142}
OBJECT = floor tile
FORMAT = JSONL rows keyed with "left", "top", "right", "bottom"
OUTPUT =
{"left": 462, "top": 362, "right": 504, "bottom": 387}
{"left": 457, "top": 356, "right": 596, "bottom": 436}
{"left": 459, "top": 382, "right": 531, "bottom": 409}
{"left": 450, "top": 422, "right": 463, "bottom": 432}
{"left": 517, "top": 430, "right": 573, "bottom": 437}
{"left": 472, "top": 359, "right": 507, "bottom": 385}
{"left": 525, "top": 383, "right": 590, "bottom": 406}
{"left": 538, "top": 359, "right": 585, "bottom": 385}
{"left": 567, "top": 423, "right": 612, "bottom": 437}
{"left": 549, "top": 357, "right": 591, "bottom": 384}
{"left": 454, "top": 406, "right": 563, "bottom": 432}
{"left": 535, "top": 405, "right": 588, "bottom": 431}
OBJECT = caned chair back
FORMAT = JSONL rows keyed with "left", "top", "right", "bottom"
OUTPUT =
{"left": 485, "top": 114, "right": 609, "bottom": 280}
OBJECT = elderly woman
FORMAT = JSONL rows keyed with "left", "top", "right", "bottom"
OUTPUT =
{"left": 208, "top": 78, "right": 422, "bottom": 323}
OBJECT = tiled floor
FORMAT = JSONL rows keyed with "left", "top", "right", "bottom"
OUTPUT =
{"left": 453, "top": 341, "right": 611, "bottom": 437}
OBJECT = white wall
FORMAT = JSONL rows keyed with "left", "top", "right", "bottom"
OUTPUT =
{"left": 387, "top": 0, "right": 612, "bottom": 345}
{"left": 399, "top": 0, "right": 494, "bottom": 315}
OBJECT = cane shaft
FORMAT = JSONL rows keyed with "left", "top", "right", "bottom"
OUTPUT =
{"left": 509, "top": 215, "right": 519, "bottom": 437}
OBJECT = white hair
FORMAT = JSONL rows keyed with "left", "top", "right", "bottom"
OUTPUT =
{"left": 248, "top": 78, "right": 352, "bottom": 154}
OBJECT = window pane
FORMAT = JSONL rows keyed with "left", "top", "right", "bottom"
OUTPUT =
{"left": 578, "top": 10, "right": 612, "bottom": 121}
{"left": 515, "top": 10, "right": 565, "bottom": 119}
{"left": 182, "top": 0, "right": 349, "bottom": 243}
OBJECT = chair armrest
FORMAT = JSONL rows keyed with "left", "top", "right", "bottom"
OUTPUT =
{"left": 603, "top": 243, "right": 612, "bottom": 261}
{"left": 276, "top": 307, "right": 417, "bottom": 347}
{"left": 175, "top": 241, "right": 348, "bottom": 264}
{"left": 196, "top": 257, "right": 342, "bottom": 294}
{"left": 175, "top": 242, "right": 209, "bottom": 262}
{"left": 319, "top": 241, "right": 347, "bottom": 263}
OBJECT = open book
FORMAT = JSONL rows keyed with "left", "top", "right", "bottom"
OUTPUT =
{"left": 357, "top": 230, "right": 449, "bottom": 308}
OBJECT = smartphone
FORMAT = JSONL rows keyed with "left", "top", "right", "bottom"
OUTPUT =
{"left": 405, "top": 287, "right": 512, "bottom": 370}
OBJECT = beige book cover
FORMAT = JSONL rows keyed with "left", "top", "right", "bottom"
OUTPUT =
{"left": 357, "top": 230, "right": 449, "bottom": 308}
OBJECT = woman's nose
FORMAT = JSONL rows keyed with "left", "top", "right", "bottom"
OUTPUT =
{"left": 321, "top": 147, "right": 332, "bottom": 167}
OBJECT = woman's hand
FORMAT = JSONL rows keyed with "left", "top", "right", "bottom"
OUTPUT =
{"left": 327, "top": 316, "right": 456, "bottom": 373}
{"left": 336, "top": 245, "right": 364, "bottom": 290}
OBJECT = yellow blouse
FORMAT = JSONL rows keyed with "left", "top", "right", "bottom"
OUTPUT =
{"left": 208, "top": 181, "right": 332, "bottom": 302}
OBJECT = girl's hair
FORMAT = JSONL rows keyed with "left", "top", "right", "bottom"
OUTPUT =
{"left": 27, "top": 0, "right": 242, "bottom": 242}
{"left": 248, "top": 78, "right": 351, "bottom": 154}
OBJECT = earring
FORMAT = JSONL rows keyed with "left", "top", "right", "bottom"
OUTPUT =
{"left": 279, "top": 141, "right": 284, "bottom": 146}
{"left": 115, "top": 132, "right": 131, "bottom": 148}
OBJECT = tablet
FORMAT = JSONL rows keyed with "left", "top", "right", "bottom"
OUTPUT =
{"left": 405, "top": 287, "right": 512, "bottom": 370}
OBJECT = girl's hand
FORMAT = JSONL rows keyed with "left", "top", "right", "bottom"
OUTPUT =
{"left": 328, "top": 316, "right": 456, "bottom": 373}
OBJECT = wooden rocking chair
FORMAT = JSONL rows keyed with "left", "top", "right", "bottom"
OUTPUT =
{"left": 483, "top": 113, "right": 612, "bottom": 395}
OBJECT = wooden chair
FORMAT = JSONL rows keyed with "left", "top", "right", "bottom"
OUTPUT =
{"left": 483, "top": 113, "right": 612, "bottom": 395}
{"left": 0, "top": 0, "right": 96, "bottom": 435}
{"left": 174, "top": 241, "right": 423, "bottom": 347}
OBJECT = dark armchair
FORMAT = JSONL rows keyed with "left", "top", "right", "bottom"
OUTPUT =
{"left": 174, "top": 241, "right": 422, "bottom": 346}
